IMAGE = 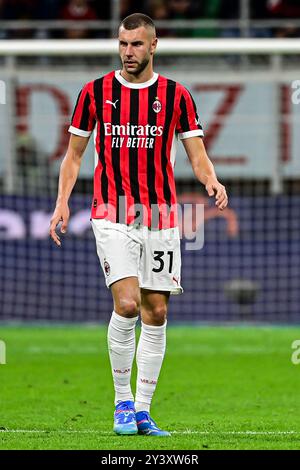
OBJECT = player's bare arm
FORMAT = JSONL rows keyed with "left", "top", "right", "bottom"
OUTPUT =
{"left": 182, "top": 136, "right": 228, "bottom": 211}
{"left": 49, "top": 134, "right": 89, "bottom": 246}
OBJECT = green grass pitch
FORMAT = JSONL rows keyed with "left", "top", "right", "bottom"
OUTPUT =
{"left": 0, "top": 325, "right": 300, "bottom": 450}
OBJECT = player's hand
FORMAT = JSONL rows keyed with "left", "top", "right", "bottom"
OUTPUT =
{"left": 205, "top": 178, "right": 228, "bottom": 211}
{"left": 49, "top": 203, "right": 70, "bottom": 247}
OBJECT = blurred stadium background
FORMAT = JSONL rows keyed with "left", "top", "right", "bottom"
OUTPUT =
{"left": 0, "top": 0, "right": 300, "bottom": 324}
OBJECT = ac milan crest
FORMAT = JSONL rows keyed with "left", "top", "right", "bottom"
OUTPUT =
{"left": 152, "top": 97, "right": 162, "bottom": 113}
{"left": 104, "top": 259, "right": 110, "bottom": 276}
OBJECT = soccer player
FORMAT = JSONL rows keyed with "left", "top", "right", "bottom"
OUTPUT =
{"left": 50, "top": 13, "right": 228, "bottom": 436}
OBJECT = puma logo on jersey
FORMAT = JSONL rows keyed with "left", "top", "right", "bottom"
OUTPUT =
{"left": 106, "top": 99, "right": 119, "bottom": 109}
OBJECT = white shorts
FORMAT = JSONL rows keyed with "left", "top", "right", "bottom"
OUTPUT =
{"left": 91, "top": 218, "right": 183, "bottom": 295}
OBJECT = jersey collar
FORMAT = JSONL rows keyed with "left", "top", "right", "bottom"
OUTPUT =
{"left": 115, "top": 70, "right": 158, "bottom": 89}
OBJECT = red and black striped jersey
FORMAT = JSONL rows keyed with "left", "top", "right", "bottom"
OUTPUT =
{"left": 69, "top": 70, "right": 204, "bottom": 229}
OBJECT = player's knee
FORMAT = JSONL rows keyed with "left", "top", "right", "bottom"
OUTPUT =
{"left": 149, "top": 305, "right": 168, "bottom": 325}
{"left": 116, "top": 297, "right": 140, "bottom": 318}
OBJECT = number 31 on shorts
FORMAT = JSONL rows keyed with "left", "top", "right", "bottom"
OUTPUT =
{"left": 152, "top": 250, "right": 174, "bottom": 273}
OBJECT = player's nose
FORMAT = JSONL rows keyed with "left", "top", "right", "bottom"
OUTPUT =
{"left": 125, "top": 45, "right": 133, "bottom": 56}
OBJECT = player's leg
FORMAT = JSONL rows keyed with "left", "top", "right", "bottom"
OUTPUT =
{"left": 91, "top": 219, "right": 141, "bottom": 434}
{"left": 108, "top": 277, "right": 141, "bottom": 435}
{"left": 134, "top": 226, "right": 183, "bottom": 436}
{"left": 135, "top": 290, "right": 171, "bottom": 436}
{"left": 109, "top": 277, "right": 140, "bottom": 403}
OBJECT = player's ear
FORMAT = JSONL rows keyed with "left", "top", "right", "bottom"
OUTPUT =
{"left": 151, "top": 37, "right": 158, "bottom": 55}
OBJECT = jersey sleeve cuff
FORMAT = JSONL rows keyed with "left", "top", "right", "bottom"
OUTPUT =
{"left": 68, "top": 126, "right": 92, "bottom": 137}
{"left": 178, "top": 129, "right": 204, "bottom": 140}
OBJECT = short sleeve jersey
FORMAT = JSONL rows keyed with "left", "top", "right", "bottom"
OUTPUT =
{"left": 69, "top": 70, "right": 204, "bottom": 228}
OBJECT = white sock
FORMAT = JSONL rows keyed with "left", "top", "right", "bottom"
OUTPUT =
{"left": 135, "top": 321, "right": 167, "bottom": 413}
{"left": 107, "top": 310, "right": 139, "bottom": 405}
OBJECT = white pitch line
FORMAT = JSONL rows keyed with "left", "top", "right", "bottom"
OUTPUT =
{"left": 173, "top": 431, "right": 300, "bottom": 435}
{"left": 0, "top": 430, "right": 299, "bottom": 436}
